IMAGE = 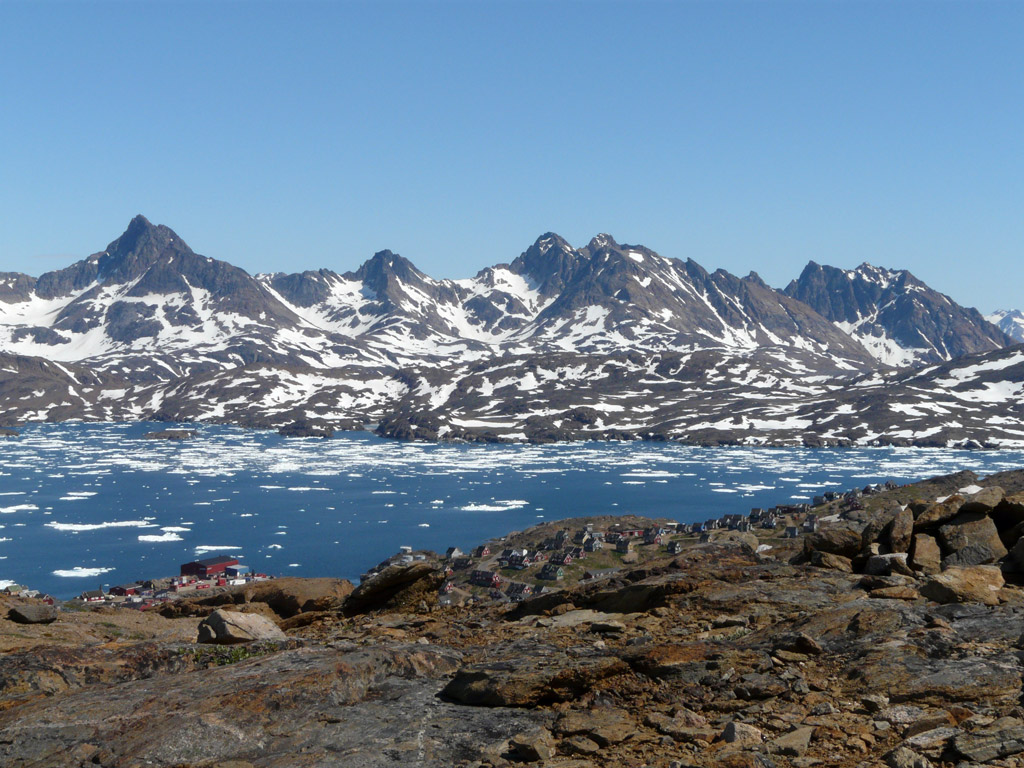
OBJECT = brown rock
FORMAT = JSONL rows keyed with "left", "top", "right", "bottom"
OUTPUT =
{"left": 342, "top": 563, "right": 442, "bottom": 616}
{"left": 196, "top": 609, "right": 288, "bottom": 644}
{"left": 920, "top": 566, "right": 1004, "bottom": 606}
{"left": 809, "top": 550, "right": 853, "bottom": 572}
{"left": 886, "top": 508, "right": 915, "bottom": 553}
{"left": 869, "top": 586, "right": 920, "bottom": 600}
{"left": 554, "top": 708, "right": 635, "bottom": 747}
{"left": 909, "top": 534, "right": 942, "bottom": 575}
{"left": 804, "top": 526, "right": 863, "bottom": 559}
{"left": 960, "top": 486, "right": 1005, "bottom": 515}
{"left": 904, "top": 711, "right": 956, "bottom": 738}
{"left": 561, "top": 735, "right": 601, "bottom": 755}
{"left": 914, "top": 496, "right": 965, "bottom": 529}
{"left": 510, "top": 729, "right": 554, "bottom": 761}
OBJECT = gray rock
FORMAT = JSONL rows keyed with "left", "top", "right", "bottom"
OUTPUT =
{"left": 865, "top": 553, "right": 914, "bottom": 576}
{"left": 7, "top": 604, "right": 58, "bottom": 625}
{"left": 938, "top": 513, "right": 1007, "bottom": 564}
{"left": 720, "top": 721, "right": 765, "bottom": 746}
{"left": 197, "top": 609, "right": 287, "bottom": 644}
{"left": 770, "top": 726, "right": 814, "bottom": 756}
{"left": 952, "top": 724, "right": 1024, "bottom": 762}
{"left": 885, "top": 746, "right": 934, "bottom": 768}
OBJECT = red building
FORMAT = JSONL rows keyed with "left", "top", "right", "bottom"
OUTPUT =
{"left": 180, "top": 556, "right": 239, "bottom": 578}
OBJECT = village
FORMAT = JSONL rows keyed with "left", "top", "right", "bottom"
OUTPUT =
{"left": 360, "top": 480, "right": 900, "bottom": 606}
{"left": 1, "top": 481, "right": 898, "bottom": 612}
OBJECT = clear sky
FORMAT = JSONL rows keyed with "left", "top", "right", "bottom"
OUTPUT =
{"left": 1, "top": 0, "right": 1021, "bottom": 312}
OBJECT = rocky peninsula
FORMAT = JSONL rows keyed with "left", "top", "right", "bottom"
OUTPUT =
{"left": 2, "top": 468, "right": 1024, "bottom": 767}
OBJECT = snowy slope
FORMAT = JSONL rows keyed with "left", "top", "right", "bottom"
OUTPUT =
{"left": 1, "top": 217, "right": 1021, "bottom": 446}
{"left": 987, "top": 310, "right": 1024, "bottom": 343}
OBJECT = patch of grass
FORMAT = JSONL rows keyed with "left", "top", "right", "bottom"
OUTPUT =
{"left": 179, "top": 642, "right": 280, "bottom": 667}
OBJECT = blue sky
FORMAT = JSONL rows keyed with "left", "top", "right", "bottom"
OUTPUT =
{"left": 1, "top": 0, "right": 1021, "bottom": 312}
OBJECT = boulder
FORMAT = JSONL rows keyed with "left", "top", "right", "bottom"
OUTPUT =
{"left": 937, "top": 513, "right": 1007, "bottom": 566}
{"left": 908, "top": 534, "right": 942, "bottom": 575}
{"left": 864, "top": 553, "right": 914, "bottom": 576}
{"left": 959, "top": 486, "right": 1005, "bottom": 516}
{"left": 342, "top": 563, "right": 443, "bottom": 617}
{"left": 719, "top": 721, "right": 765, "bottom": 747}
{"left": 920, "top": 566, "right": 1004, "bottom": 606}
{"left": 197, "top": 609, "right": 288, "bottom": 644}
{"left": 803, "top": 525, "right": 862, "bottom": 559}
{"left": 885, "top": 746, "right": 934, "bottom": 768}
{"left": 7, "top": 604, "right": 58, "bottom": 624}
{"left": 886, "top": 508, "right": 915, "bottom": 553}
{"left": 809, "top": 550, "right": 853, "bottom": 572}
{"left": 509, "top": 729, "right": 555, "bottom": 761}
{"left": 914, "top": 496, "right": 965, "bottom": 529}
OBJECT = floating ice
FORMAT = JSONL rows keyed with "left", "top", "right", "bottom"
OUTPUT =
{"left": 53, "top": 566, "right": 114, "bottom": 578}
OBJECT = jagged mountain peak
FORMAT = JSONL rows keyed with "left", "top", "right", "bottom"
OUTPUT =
{"left": 97, "top": 215, "right": 192, "bottom": 279}
{"left": 586, "top": 233, "right": 619, "bottom": 252}
{"left": 785, "top": 260, "right": 1011, "bottom": 366}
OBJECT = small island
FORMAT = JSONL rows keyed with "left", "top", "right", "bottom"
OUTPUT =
{"left": 142, "top": 429, "right": 198, "bottom": 441}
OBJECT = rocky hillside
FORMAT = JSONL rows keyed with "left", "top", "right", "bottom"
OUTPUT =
{"left": 3, "top": 469, "right": 1024, "bottom": 767}
{"left": 785, "top": 262, "right": 1012, "bottom": 367}
{"left": 1, "top": 217, "right": 1021, "bottom": 447}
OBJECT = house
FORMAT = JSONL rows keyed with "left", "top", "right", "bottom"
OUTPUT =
{"left": 554, "top": 529, "right": 570, "bottom": 548}
{"left": 643, "top": 527, "right": 662, "bottom": 545}
{"left": 507, "top": 551, "right": 532, "bottom": 570}
{"left": 180, "top": 556, "right": 239, "bottom": 579}
{"left": 667, "top": 540, "right": 684, "bottom": 555}
{"left": 539, "top": 564, "right": 565, "bottom": 581}
{"left": 572, "top": 529, "right": 593, "bottom": 546}
{"left": 584, "top": 538, "right": 603, "bottom": 553}
{"left": 565, "top": 546, "right": 585, "bottom": 560}
{"left": 506, "top": 582, "right": 533, "bottom": 600}
{"left": 109, "top": 583, "right": 142, "bottom": 597}
{"left": 80, "top": 589, "right": 105, "bottom": 602}
{"left": 452, "top": 556, "right": 474, "bottom": 571}
{"left": 802, "top": 516, "right": 819, "bottom": 533}
{"left": 471, "top": 545, "right": 491, "bottom": 558}
{"left": 783, "top": 526, "right": 801, "bottom": 539}
{"left": 225, "top": 565, "right": 250, "bottom": 579}
{"left": 445, "top": 546, "right": 464, "bottom": 560}
{"left": 616, "top": 539, "right": 634, "bottom": 554}
{"left": 549, "top": 551, "right": 573, "bottom": 567}
{"left": 399, "top": 545, "right": 413, "bottom": 555}
{"left": 470, "top": 570, "right": 502, "bottom": 588}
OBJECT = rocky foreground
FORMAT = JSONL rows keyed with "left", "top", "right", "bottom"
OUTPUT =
{"left": 3, "top": 471, "right": 1024, "bottom": 767}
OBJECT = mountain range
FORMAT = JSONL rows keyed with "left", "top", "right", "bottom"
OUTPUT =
{"left": 0, "top": 216, "right": 1020, "bottom": 447}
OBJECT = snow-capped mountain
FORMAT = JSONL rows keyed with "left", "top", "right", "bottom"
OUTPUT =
{"left": 987, "top": 310, "right": 1024, "bottom": 343}
{"left": 1, "top": 216, "right": 1020, "bottom": 446}
{"left": 784, "top": 262, "right": 1012, "bottom": 367}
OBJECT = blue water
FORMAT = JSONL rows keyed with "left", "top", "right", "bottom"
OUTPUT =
{"left": 2, "top": 423, "right": 1023, "bottom": 598}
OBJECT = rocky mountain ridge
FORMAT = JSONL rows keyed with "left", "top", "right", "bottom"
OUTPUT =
{"left": 1, "top": 217, "right": 1020, "bottom": 447}
{"left": 988, "top": 309, "right": 1024, "bottom": 343}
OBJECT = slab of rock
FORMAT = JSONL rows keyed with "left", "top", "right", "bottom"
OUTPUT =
{"left": 902, "top": 727, "right": 959, "bottom": 759}
{"left": 809, "top": 550, "right": 853, "bottom": 571}
{"left": 7, "top": 604, "right": 58, "bottom": 625}
{"left": 920, "top": 565, "right": 1004, "bottom": 606}
{"left": 952, "top": 723, "right": 1024, "bottom": 762}
{"left": 909, "top": 534, "right": 942, "bottom": 575}
{"left": 197, "top": 609, "right": 287, "bottom": 644}
{"left": 442, "top": 651, "right": 628, "bottom": 707}
{"left": 510, "top": 728, "right": 554, "bottom": 761}
{"left": 343, "top": 562, "right": 442, "bottom": 616}
{"left": 554, "top": 708, "right": 636, "bottom": 747}
{"left": 770, "top": 726, "right": 815, "bottom": 757}
{"left": 720, "top": 721, "right": 765, "bottom": 747}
